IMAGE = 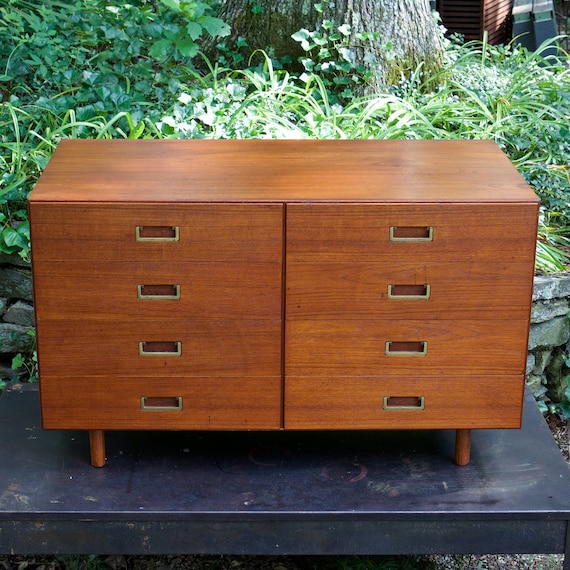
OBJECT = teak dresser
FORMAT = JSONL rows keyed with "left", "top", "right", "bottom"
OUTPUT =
{"left": 29, "top": 139, "right": 539, "bottom": 467}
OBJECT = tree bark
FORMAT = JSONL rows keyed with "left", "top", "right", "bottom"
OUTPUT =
{"left": 210, "top": 0, "right": 445, "bottom": 92}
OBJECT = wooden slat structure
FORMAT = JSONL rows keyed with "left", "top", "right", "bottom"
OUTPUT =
{"left": 438, "top": 0, "right": 514, "bottom": 43}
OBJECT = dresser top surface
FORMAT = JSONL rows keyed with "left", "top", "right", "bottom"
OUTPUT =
{"left": 29, "top": 139, "right": 538, "bottom": 204}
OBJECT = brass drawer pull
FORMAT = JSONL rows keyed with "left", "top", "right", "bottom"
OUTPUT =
{"left": 389, "top": 226, "right": 433, "bottom": 242}
{"left": 383, "top": 396, "right": 425, "bottom": 411}
{"left": 139, "top": 341, "right": 182, "bottom": 356}
{"left": 385, "top": 341, "right": 428, "bottom": 356}
{"left": 137, "top": 284, "right": 181, "bottom": 300}
{"left": 141, "top": 396, "right": 183, "bottom": 411}
{"left": 135, "top": 225, "right": 180, "bottom": 242}
{"left": 388, "top": 284, "right": 430, "bottom": 300}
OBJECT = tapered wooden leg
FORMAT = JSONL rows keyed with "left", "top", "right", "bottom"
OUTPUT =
{"left": 89, "top": 430, "right": 106, "bottom": 467}
{"left": 455, "top": 429, "right": 471, "bottom": 466}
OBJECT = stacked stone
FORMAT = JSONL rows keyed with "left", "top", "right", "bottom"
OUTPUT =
{"left": 0, "top": 253, "right": 35, "bottom": 379}
{"left": 527, "top": 275, "right": 570, "bottom": 403}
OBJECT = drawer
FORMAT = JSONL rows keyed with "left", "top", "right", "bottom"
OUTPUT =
{"left": 36, "top": 319, "right": 281, "bottom": 377}
{"left": 33, "top": 261, "right": 282, "bottom": 320}
{"left": 41, "top": 376, "right": 282, "bottom": 430}
{"left": 285, "top": 375, "right": 524, "bottom": 429}
{"left": 30, "top": 203, "right": 283, "bottom": 262}
{"left": 286, "top": 261, "right": 533, "bottom": 321}
{"left": 286, "top": 203, "right": 538, "bottom": 263}
{"left": 285, "top": 319, "right": 529, "bottom": 375}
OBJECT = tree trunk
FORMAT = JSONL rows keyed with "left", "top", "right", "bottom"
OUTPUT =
{"left": 211, "top": 0, "right": 445, "bottom": 92}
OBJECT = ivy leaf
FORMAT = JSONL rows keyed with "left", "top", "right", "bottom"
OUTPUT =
{"left": 198, "top": 16, "right": 230, "bottom": 37}
{"left": 1, "top": 226, "right": 27, "bottom": 252}
{"left": 149, "top": 38, "right": 173, "bottom": 60}
{"left": 339, "top": 47, "right": 355, "bottom": 63}
{"left": 11, "top": 353, "right": 24, "bottom": 370}
{"left": 176, "top": 39, "right": 199, "bottom": 58}
{"left": 186, "top": 21, "right": 202, "bottom": 40}
{"left": 159, "top": 0, "right": 181, "bottom": 12}
{"left": 181, "top": 1, "right": 207, "bottom": 18}
{"left": 291, "top": 29, "right": 311, "bottom": 51}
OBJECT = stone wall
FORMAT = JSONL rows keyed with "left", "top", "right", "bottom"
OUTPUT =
{"left": 1, "top": 254, "right": 569, "bottom": 401}
{"left": 0, "top": 254, "right": 35, "bottom": 379}
{"left": 527, "top": 275, "right": 570, "bottom": 403}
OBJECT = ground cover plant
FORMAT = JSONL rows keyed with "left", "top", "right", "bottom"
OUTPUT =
{"left": 1, "top": 1, "right": 569, "bottom": 267}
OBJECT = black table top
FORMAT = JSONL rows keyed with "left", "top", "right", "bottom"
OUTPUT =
{"left": 1, "top": 383, "right": 569, "bottom": 523}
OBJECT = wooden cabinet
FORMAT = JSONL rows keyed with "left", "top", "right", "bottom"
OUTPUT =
{"left": 29, "top": 139, "right": 539, "bottom": 467}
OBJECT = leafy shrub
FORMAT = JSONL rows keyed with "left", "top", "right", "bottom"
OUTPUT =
{"left": 150, "top": 0, "right": 230, "bottom": 60}
{"left": 0, "top": 0, "right": 229, "bottom": 259}
{"left": 442, "top": 38, "right": 570, "bottom": 221}
{"left": 292, "top": 22, "right": 379, "bottom": 104}
{"left": 1, "top": 1, "right": 569, "bottom": 270}
{"left": 0, "top": 1, "right": 227, "bottom": 117}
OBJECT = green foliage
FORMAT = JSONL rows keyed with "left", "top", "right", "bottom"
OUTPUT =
{"left": 292, "top": 22, "right": 379, "bottom": 104}
{"left": 163, "top": 65, "right": 439, "bottom": 140}
{"left": 10, "top": 330, "right": 37, "bottom": 382}
{"left": 538, "top": 343, "right": 570, "bottom": 420}
{"left": 536, "top": 211, "right": 570, "bottom": 274}
{"left": 440, "top": 37, "right": 570, "bottom": 220}
{"left": 0, "top": 0, "right": 228, "bottom": 264}
{"left": 150, "top": 1, "right": 230, "bottom": 60}
{"left": 0, "top": 100, "right": 155, "bottom": 263}
{"left": 0, "top": 1, "right": 224, "bottom": 114}
{"left": 1, "top": 0, "right": 569, "bottom": 272}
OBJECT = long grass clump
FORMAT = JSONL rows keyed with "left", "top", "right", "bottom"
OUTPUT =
{"left": 0, "top": 0, "right": 569, "bottom": 270}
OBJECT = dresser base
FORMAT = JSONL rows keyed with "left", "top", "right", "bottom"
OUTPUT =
{"left": 89, "top": 430, "right": 106, "bottom": 468}
{"left": 88, "top": 428, "right": 473, "bottom": 467}
{"left": 454, "top": 429, "right": 471, "bottom": 466}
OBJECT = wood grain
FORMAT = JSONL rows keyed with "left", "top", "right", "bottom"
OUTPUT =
{"left": 36, "top": 319, "right": 281, "bottom": 376}
{"left": 284, "top": 375, "right": 524, "bottom": 429}
{"left": 29, "top": 139, "right": 539, "bottom": 203}
{"left": 29, "top": 139, "right": 538, "bottom": 443}
{"left": 89, "top": 430, "right": 106, "bottom": 467}
{"left": 33, "top": 261, "right": 282, "bottom": 320}
{"left": 286, "top": 203, "right": 539, "bottom": 263}
{"left": 41, "top": 376, "right": 282, "bottom": 430}
{"left": 286, "top": 261, "right": 534, "bottom": 320}
{"left": 285, "top": 319, "right": 529, "bottom": 375}
{"left": 29, "top": 203, "right": 283, "bottom": 262}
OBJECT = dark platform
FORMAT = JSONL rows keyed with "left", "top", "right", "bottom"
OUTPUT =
{"left": 1, "top": 384, "right": 569, "bottom": 565}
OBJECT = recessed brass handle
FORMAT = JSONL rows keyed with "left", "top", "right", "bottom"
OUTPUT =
{"left": 383, "top": 396, "right": 425, "bottom": 411}
{"left": 135, "top": 226, "right": 180, "bottom": 242}
{"left": 141, "top": 396, "right": 183, "bottom": 411}
{"left": 137, "top": 284, "right": 181, "bottom": 300}
{"left": 388, "top": 284, "right": 431, "bottom": 300}
{"left": 139, "top": 341, "right": 182, "bottom": 356}
{"left": 389, "top": 226, "right": 433, "bottom": 242}
{"left": 385, "top": 341, "right": 428, "bottom": 356}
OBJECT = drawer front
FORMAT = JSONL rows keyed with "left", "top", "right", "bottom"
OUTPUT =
{"left": 287, "top": 203, "right": 538, "bottom": 263}
{"left": 286, "top": 261, "right": 533, "bottom": 321}
{"left": 33, "top": 261, "right": 282, "bottom": 320}
{"left": 285, "top": 320, "right": 529, "bottom": 375}
{"left": 285, "top": 375, "right": 524, "bottom": 429}
{"left": 36, "top": 319, "right": 281, "bottom": 377}
{"left": 30, "top": 203, "right": 283, "bottom": 262}
{"left": 41, "top": 376, "right": 282, "bottom": 430}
